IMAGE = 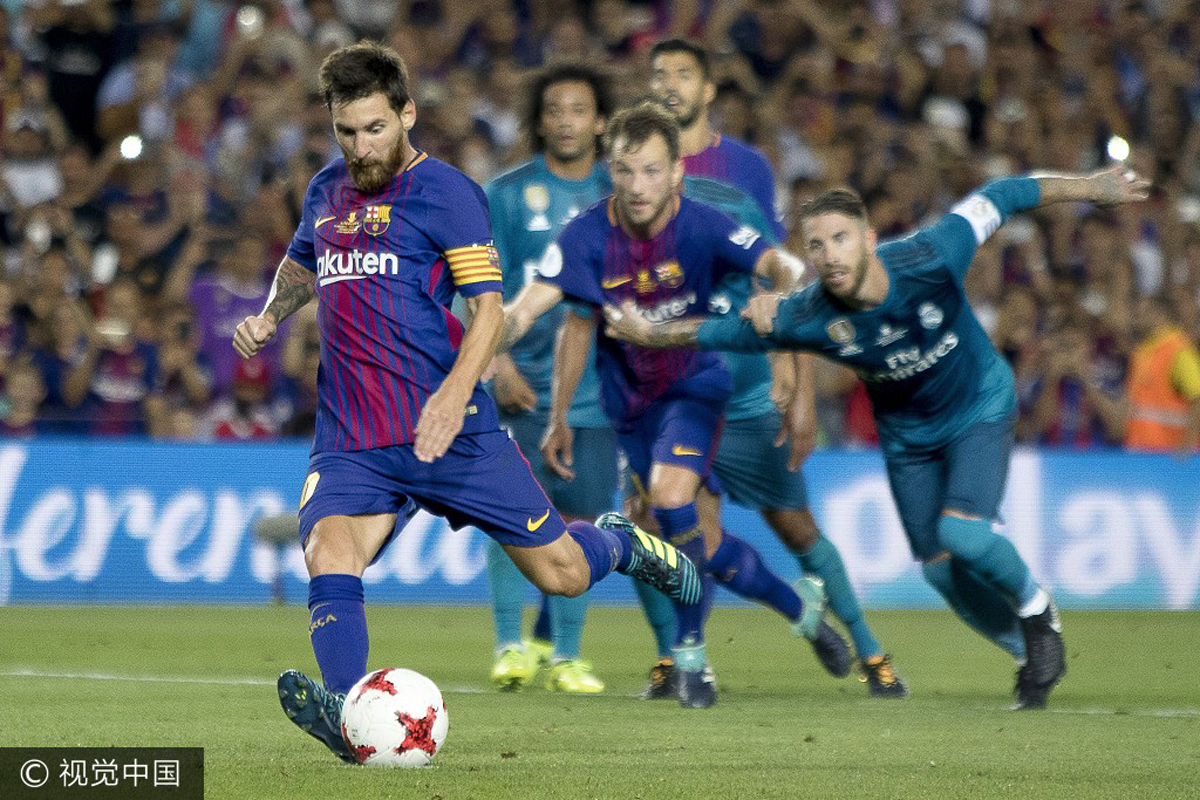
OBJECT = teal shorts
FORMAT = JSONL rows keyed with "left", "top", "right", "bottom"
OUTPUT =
{"left": 500, "top": 411, "right": 620, "bottom": 520}
{"left": 713, "top": 410, "right": 810, "bottom": 511}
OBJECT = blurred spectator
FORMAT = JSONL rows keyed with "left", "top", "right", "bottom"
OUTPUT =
{"left": 96, "top": 21, "right": 196, "bottom": 142}
{"left": 199, "top": 354, "right": 279, "bottom": 440}
{"left": 28, "top": 297, "right": 91, "bottom": 433}
{"left": 0, "top": 357, "right": 47, "bottom": 437}
{"left": 175, "top": 228, "right": 280, "bottom": 399}
{"left": 0, "top": 276, "right": 24, "bottom": 385}
{"left": 1, "top": 112, "right": 62, "bottom": 210}
{"left": 56, "top": 139, "right": 122, "bottom": 248}
{"left": 1124, "top": 294, "right": 1200, "bottom": 453}
{"left": 29, "top": 0, "right": 116, "bottom": 152}
{"left": 63, "top": 278, "right": 164, "bottom": 436}
{"left": 1021, "top": 317, "right": 1127, "bottom": 448}
{"left": 156, "top": 300, "right": 213, "bottom": 414}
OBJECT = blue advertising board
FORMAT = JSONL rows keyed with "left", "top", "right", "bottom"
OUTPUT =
{"left": 1, "top": 441, "right": 1197, "bottom": 608}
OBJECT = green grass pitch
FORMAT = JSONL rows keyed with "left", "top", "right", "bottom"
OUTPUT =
{"left": 1, "top": 606, "right": 1197, "bottom": 799}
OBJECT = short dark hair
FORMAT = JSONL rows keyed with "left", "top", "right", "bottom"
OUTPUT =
{"left": 605, "top": 101, "right": 680, "bottom": 162}
{"left": 798, "top": 188, "right": 869, "bottom": 225}
{"left": 526, "top": 62, "right": 613, "bottom": 156}
{"left": 318, "top": 41, "right": 411, "bottom": 116}
{"left": 649, "top": 37, "right": 712, "bottom": 81}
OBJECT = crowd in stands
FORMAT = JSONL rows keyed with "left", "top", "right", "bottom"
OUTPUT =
{"left": 0, "top": 0, "right": 1198, "bottom": 450}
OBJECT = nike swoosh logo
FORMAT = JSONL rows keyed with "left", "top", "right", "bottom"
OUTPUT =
{"left": 315, "top": 215, "right": 337, "bottom": 228}
{"left": 527, "top": 509, "right": 551, "bottom": 531}
{"left": 601, "top": 276, "right": 633, "bottom": 289}
{"left": 671, "top": 445, "right": 704, "bottom": 457}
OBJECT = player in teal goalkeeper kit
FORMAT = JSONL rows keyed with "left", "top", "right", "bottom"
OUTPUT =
{"left": 604, "top": 167, "right": 1150, "bottom": 709}
{"left": 482, "top": 63, "right": 618, "bottom": 694}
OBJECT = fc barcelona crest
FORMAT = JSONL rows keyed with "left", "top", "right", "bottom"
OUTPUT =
{"left": 653, "top": 261, "right": 684, "bottom": 289}
{"left": 363, "top": 205, "right": 391, "bottom": 236}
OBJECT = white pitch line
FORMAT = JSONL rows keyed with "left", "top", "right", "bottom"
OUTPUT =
{"left": 0, "top": 668, "right": 489, "bottom": 694}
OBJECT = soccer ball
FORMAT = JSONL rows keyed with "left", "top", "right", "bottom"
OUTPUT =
{"left": 340, "top": 668, "right": 449, "bottom": 767}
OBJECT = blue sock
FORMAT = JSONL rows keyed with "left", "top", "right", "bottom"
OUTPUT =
{"left": 922, "top": 558, "right": 1026, "bottom": 660}
{"left": 938, "top": 515, "right": 1038, "bottom": 607}
{"left": 566, "top": 521, "right": 628, "bottom": 588}
{"left": 634, "top": 580, "right": 677, "bottom": 659}
{"left": 798, "top": 536, "right": 880, "bottom": 659}
{"left": 485, "top": 539, "right": 526, "bottom": 648}
{"left": 532, "top": 594, "right": 552, "bottom": 643}
{"left": 653, "top": 504, "right": 705, "bottom": 645}
{"left": 699, "top": 572, "right": 716, "bottom": 627}
{"left": 709, "top": 531, "right": 801, "bottom": 621}
{"left": 307, "top": 574, "right": 368, "bottom": 695}
{"left": 548, "top": 592, "right": 588, "bottom": 660}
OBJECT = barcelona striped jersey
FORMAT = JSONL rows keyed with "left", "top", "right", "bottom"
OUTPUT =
{"left": 683, "top": 134, "right": 786, "bottom": 421}
{"left": 286, "top": 153, "right": 504, "bottom": 452}
{"left": 540, "top": 195, "right": 768, "bottom": 423}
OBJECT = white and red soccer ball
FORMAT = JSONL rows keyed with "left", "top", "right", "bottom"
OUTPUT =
{"left": 340, "top": 668, "right": 449, "bottom": 767}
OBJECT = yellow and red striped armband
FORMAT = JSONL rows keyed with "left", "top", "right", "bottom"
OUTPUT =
{"left": 445, "top": 244, "right": 502, "bottom": 287}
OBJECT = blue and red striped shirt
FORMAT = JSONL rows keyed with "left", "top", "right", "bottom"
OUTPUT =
{"left": 286, "top": 153, "right": 503, "bottom": 452}
{"left": 540, "top": 195, "right": 767, "bottom": 422}
{"left": 682, "top": 134, "right": 784, "bottom": 240}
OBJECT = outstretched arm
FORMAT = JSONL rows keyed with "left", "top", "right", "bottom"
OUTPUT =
{"left": 1031, "top": 166, "right": 1151, "bottom": 207}
{"left": 602, "top": 300, "right": 708, "bottom": 348}
{"left": 498, "top": 281, "right": 564, "bottom": 353}
{"left": 937, "top": 166, "right": 1151, "bottom": 279}
{"left": 603, "top": 293, "right": 784, "bottom": 354}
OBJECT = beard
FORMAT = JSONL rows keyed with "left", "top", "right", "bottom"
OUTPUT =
{"left": 673, "top": 100, "right": 702, "bottom": 129}
{"left": 345, "top": 136, "right": 408, "bottom": 193}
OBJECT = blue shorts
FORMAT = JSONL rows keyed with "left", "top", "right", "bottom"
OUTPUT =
{"left": 714, "top": 410, "right": 810, "bottom": 511}
{"left": 500, "top": 412, "right": 619, "bottom": 519}
{"left": 297, "top": 430, "right": 567, "bottom": 557}
{"left": 617, "top": 397, "right": 723, "bottom": 494}
{"left": 884, "top": 415, "right": 1014, "bottom": 560}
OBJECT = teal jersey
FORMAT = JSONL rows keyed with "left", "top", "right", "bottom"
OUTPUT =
{"left": 484, "top": 156, "right": 611, "bottom": 427}
{"left": 697, "top": 177, "right": 1040, "bottom": 455}
{"left": 682, "top": 175, "right": 779, "bottom": 421}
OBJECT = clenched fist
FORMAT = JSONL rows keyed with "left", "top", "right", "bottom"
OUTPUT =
{"left": 233, "top": 314, "right": 277, "bottom": 358}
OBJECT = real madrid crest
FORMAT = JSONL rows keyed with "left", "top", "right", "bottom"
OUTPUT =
{"left": 363, "top": 205, "right": 391, "bottom": 236}
{"left": 918, "top": 302, "right": 944, "bottom": 329}
{"left": 524, "top": 183, "right": 551, "bottom": 232}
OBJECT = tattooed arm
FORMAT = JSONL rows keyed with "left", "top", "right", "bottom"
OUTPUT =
{"left": 601, "top": 300, "right": 708, "bottom": 347}
{"left": 232, "top": 257, "right": 316, "bottom": 358}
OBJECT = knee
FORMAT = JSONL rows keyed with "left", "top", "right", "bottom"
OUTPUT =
{"left": 936, "top": 514, "right": 991, "bottom": 561}
{"left": 650, "top": 487, "right": 693, "bottom": 511}
{"left": 304, "top": 525, "right": 359, "bottom": 577}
